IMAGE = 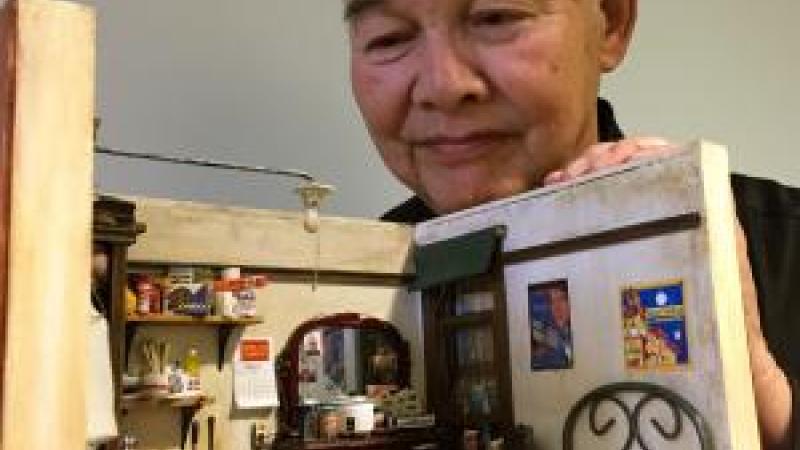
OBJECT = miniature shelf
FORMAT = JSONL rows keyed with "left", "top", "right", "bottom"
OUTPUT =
{"left": 126, "top": 314, "right": 263, "bottom": 325}
{"left": 125, "top": 315, "right": 264, "bottom": 370}
{"left": 441, "top": 311, "right": 493, "bottom": 329}
{"left": 121, "top": 393, "right": 214, "bottom": 445}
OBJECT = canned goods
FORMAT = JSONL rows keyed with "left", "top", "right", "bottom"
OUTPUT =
{"left": 319, "top": 406, "right": 339, "bottom": 441}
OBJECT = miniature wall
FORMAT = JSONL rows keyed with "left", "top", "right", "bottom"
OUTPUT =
{"left": 121, "top": 197, "right": 421, "bottom": 450}
{"left": 414, "top": 145, "right": 758, "bottom": 449}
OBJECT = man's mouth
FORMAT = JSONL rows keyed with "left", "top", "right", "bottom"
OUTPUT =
{"left": 411, "top": 131, "right": 520, "bottom": 166}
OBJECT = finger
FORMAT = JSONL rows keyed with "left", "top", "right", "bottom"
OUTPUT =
{"left": 563, "top": 155, "right": 592, "bottom": 180}
{"left": 543, "top": 170, "right": 565, "bottom": 186}
{"left": 588, "top": 139, "right": 639, "bottom": 171}
{"left": 563, "top": 141, "right": 627, "bottom": 180}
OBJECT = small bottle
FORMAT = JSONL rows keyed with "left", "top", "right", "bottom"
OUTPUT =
{"left": 184, "top": 347, "right": 201, "bottom": 392}
{"left": 168, "top": 361, "right": 184, "bottom": 394}
{"left": 119, "top": 434, "right": 138, "bottom": 450}
{"left": 184, "top": 347, "right": 200, "bottom": 377}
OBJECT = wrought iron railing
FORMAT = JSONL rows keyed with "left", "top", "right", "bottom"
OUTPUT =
{"left": 562, "top": 381, "right": 714, "bottom": 450}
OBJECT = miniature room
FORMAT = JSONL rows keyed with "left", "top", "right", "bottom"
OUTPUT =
{"left": 1, "top": 1, "right": 799, "bottom": 450}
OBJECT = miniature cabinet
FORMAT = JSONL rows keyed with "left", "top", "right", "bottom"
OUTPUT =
{"left": 416, "top": 228, "right": 516, "bottom": 444}
{"left": 92, "top": 195, "right": 144, "bottom": 416}
{"left": 274, "top": 313, "right": 438, "bottom": 450}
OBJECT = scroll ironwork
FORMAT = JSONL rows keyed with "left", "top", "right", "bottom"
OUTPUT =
{"left": 562, "top": 381, "right": 714, "bottom": 450}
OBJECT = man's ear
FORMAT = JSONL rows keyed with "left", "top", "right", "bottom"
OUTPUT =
{"left": 597, "top": 0, "right": 637, "bottom": 72}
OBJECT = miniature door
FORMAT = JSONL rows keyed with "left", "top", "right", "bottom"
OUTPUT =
{"left": 415, "top": 227, "right": 517, "bottom": 445}
{"left": 0, "top": 1, "right": 95, "bottom": 449}
{"left": 414, "top": 142, "right": 759, "bottom": 450}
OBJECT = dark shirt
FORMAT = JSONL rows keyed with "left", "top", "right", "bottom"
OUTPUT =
{"left": 381, "top": 98, "right": 800, "bottom": 447}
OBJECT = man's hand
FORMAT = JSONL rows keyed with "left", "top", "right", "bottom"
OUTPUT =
{"left": 542, "top": 137, "right": 680, "bottom": 185}
{"left": 545, "top": 137, "right": 794, "bottom": 449}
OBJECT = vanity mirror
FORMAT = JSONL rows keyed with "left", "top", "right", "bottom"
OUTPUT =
{"left": 278, "top": 313, "right": 411, "bottom": 434}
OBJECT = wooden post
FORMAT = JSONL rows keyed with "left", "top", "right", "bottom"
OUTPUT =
{"left": 0, "top": 1, "right": 95, "bottom": 449}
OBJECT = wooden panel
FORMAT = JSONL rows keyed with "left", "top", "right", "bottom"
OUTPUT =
{"left": 0, "top": 2, "right": 16, "bottom": 447}
{"left": 415, "top": 142, "right": 760, "bottom": 450}
{"left": 127, "top": 197, "right": 414, "bottom": 276}
{"left": 2, "top": 1, "right": 95, "bottom": 450}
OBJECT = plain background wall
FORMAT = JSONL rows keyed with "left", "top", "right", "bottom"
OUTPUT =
{"left": 87, "top": 0, "right": 799, "bottom": 218}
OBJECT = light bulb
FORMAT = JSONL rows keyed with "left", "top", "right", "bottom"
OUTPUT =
{"left": 303, "top": 206, "right": 320, "bottom": 233}
{"left": 295, "top": 182, "right": 334, "bottom": 233}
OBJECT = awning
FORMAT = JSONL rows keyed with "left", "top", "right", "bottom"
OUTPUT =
{"left": 411, "top": 226, "right": 505, "bottom": 290}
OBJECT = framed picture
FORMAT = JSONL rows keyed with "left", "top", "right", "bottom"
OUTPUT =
{"left": 621, "top": 281, "right": 689, "bottom": 370}
{"left": 528, "top": 280, "right": 573, "bottom": 371}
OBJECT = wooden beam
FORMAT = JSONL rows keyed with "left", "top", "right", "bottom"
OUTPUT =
{"left": 1, "top": 1, "right": 95, "bottom": 449}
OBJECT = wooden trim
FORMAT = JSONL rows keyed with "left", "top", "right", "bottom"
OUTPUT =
{"left": 0, "top": 2, "right": 17, "bottom": 446}
{"left": 126, "top": 315, "right": 263, "bottom": 325}
{"left": 502, "top": 212, "right": 702, "bottom": 266}
{"left": 129, "top": 261, "right": 412, "bottom": 287}
{"left": 491, "top": 252, "right": 515, "bottom": 435}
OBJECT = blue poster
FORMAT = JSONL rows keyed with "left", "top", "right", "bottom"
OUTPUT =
{"left": 622, "top": 281, "right": 688, "bottom": 370}
{"left": 529, "top": 280, "right": 573, "bottom": 371}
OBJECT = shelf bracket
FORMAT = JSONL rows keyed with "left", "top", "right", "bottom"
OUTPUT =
{"left": 217, "top": 325, "right": 235, "bottom": 371}
{"left": 179, "top": 405, "right": 201, "bottom": 450}
{"left": 124, "top": 322, "right": 140, "bottom": 371}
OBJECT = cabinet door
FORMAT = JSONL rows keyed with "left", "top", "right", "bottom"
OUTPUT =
{"left": 423, "top": 270, "right": 514, "bottom": 439}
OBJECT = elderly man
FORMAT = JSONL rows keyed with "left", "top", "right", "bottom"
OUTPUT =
{"left": 344, "top": 0, "right": 798, "bottom": 448}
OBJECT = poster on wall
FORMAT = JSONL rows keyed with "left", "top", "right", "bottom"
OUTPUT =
{"left": 234, "top": 337, "right": 279, "bottom": 409}
{"left": 528, "top": 280, "right": 573, "bottom": 371}
{"left": 621, "top": 281, "right": 689, "bottom": 370}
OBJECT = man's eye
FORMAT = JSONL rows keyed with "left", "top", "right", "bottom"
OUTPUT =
{"left": 365, "top": 32, "right": 412, "bottom": 52}
{"left": 360, "top": 31, "right": 415, "bottom": 63}
{"left": 470, "top": 9, "right": 526, "bottom": 28}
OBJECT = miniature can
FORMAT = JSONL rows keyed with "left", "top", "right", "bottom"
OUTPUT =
{"left": 319, "top": 406, "right": 339, "bottom": 441}
{"left": 463, "top": 429, "right": 480, "bottom": 450}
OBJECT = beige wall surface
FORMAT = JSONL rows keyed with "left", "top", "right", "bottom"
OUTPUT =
{"left": 124, "top": 197, "right": 421, "bottom": 450}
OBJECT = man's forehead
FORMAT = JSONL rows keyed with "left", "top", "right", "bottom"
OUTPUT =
{"left": 344, "top": 0, "right": 568, "bottom": 21}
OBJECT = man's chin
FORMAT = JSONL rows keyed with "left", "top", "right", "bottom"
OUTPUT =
{"left": 421, "top": 190, "right": 502, "bottom": 215}
{"left": 420, "top": 178, "right": 540, "bottom": 215}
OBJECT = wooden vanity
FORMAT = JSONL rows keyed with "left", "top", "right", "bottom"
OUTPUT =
{"left": 272, "top": 428, "right": 439, "bottom": 450}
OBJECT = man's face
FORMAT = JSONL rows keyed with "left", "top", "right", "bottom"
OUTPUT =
{"left": 348, "top": 0, "right": 625, "bottom": 214}
{"left": 548, "top": 287, "right": 570, "bottom": 328}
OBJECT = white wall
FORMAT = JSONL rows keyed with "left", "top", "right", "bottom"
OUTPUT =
{"left": 87, "top": 0, "right": 800, "bottom": 218}
{"left": 603, "top": 0, "right": 800, "bottom": 187}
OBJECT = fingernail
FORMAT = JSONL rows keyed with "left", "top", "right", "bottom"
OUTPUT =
{"left": 636, "top": 137, "right": 672, "bottom": 147}
{"left": 544, "top": 171, "right": 563, "bottom": 185}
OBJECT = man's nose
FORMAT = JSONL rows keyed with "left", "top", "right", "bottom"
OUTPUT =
{"left": 411, "top": 35, "right": 489, "bottom": 111}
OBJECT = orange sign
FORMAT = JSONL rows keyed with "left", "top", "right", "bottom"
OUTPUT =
{"left": 239, "top": 339, "right": 270, "bottom": 362}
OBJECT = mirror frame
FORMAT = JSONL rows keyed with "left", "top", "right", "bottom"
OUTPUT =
{"left": 277, "top": 313, "right": 411, "bottom": 434}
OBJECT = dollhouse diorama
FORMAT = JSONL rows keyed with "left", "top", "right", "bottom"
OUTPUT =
{"left": 1, "top": 1, "right": 759, "bottom": 450}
